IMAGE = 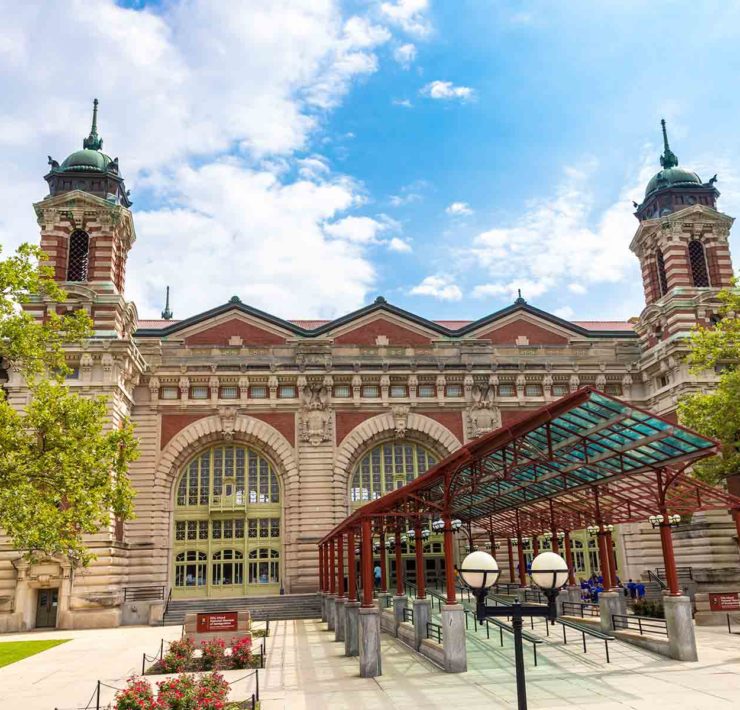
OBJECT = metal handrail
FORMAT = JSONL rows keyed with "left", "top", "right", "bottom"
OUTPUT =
{"left": 557, "top": 618, "right": 613, "bottom": 663}
{"left": 646, "top": 570, "right": 667, "bottom": 590}
{"left": 561, "top": 601, "right": 600, "bottom": 618}
{"left": 402, "top": 607, "right": 414, "bottom": 624}
{"left": 426, "top": 621, "right": 443, "bottom": 643}
{"left": 161, "top": 588, "right": 172, "bottom": 625}
{"left": 482, "top": 617, "right": 541, "bottom": 666}
{"left": 523, "top": 589, "right": 546, "bottom": 604}
{"left": 612, "top": 613, "right": 668, "bottom": 636}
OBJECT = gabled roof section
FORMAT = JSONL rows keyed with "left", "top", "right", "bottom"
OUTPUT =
{"left": 134, "top": 295, "right": 637, "bottom": 340}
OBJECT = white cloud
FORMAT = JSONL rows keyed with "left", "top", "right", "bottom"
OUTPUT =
{"left": 393, "top": 43, "right": 417, "bottom": 68}
{"left": 389, "top": 180, "right": 427, "bottom": 205}
{"left": 392, "top": 98, "right": 413, "bottom": 108}
{"left": 0, "top": 0, "right": 416, "bottom": 319}
{"left": 467, "top": 159, "right": 651, "bottom": 306}
{"left": 380, "top": 0, "right": 431, "bottom": 37}
{"left": 388, "top": 237, "right": 412, "bottom": 253}
{"left": 446, "top": 201, "right": 473, "bottom": 216}
{"left": 410, "top": 275, "right": 463, "bottom": 301}
{"left": 553, "top": 306, "right": 575, "bottom": 320}
{"left": 421, "top": 81, "right": 475, "bottom": 101}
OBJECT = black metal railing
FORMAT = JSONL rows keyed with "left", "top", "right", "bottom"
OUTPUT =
{"left": 646, "top": 569, "right": 667, "bottom": 590}
{"left": 493, "top": 582, "right": 522, "bottom": 594}
{"left": 523, "top": 589, "right": 546, "bottom": 604}
{"left": 463, "top": 608, "right": 478, "bottom": 632}
{"left": 612, "top": 613, "right": 668, "bottom": 636}
{"left": 426, "top": 621, "right": 443, "bottom": 643}
{"left": 124, "top": 586, "right": 165, "bottom": 602}
{"left": 402, "top": 607, "right": 414, "bottom": 624}
{"left": 561, "top": 601, "right": 600, "bottom": 618}
{"left": 482, "top": 617, "right": 541, "bottom": 666}
{"left": 557, "top": 618, "right": 613, "bottom": 663}
{"left": 161, "top": 588, "right": 172, "bottom": 625}
{"left": 404, "top": 581, "right": 417, "bottom": 597}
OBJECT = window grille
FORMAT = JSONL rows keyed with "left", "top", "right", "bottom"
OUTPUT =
{"left": 161, "top": 386, "right": 179, "bottom": 400}
{"left": 66, "top": 230, "right": 90, "bottom": 281}
{"left": 552, "top": 384, "right": 568, "bottom": 397}
{"left": 688, "top": 240, "right": 710, "bottom": 287}
{"left": 219, "top": 385, "right": 238, "bottom": 399}
{"left": 524, "top": 384, "right": 543, "bottom": 397}
{"left": 249, "top": 385, "right": 267, "bottom": 398}
{"left": 278, "top": 385, "right": 296, "bottom": 398}
{"left": 656, "top": 249, "right": 668, "bottom": 296}
{"left": 190, "top": 385, "right": 209, "bottom": 399}
{"left": 333, "top": 385, "right": 351, "bottom": 398}
{"left": 498, "top": 384, "right": 515, "bottom": 397}
{"left": 418, "top": 384, "right": 436, "bottom": 398}
{"left": 445, "top": 384, "right": 463, "bottom": 397}
{"left": 390, "top": 385, "right": 407, "bottom": 398}
{"left": 361, "top": 385, "right": 380, "bottom": 398}
{"left": 604, "top": 383, "right": 622, "bottom": 396}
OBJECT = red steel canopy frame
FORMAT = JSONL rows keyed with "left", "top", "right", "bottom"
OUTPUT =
{"left": 320, "top": 388, "right": 740, "bottom": 598}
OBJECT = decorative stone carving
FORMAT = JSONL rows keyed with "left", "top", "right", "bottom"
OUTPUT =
{"left": 351, "top": 374, "right": 362, "bottom": 407}
{"left": 467, "top": 385, "right": 502, "bottom": 439}
{"left": 79, "top": 353, "right": 93, "bottom": 382}
{"left": 463, "top": 373, "right": 475, "bottom": 401}
{"left": 148, "top": 376, "right": 160, "bottom": 408}
{"left": 300, "top": 384, "right": 332, "bottom": 446}
{"left": 622, "top": 373, "right": 633, "bottom": 399}
{"left": 569, "top": 373, "right": 580, "bottom": 392}
{"left": 392, "top": 405, "right": 410, "bottom": 438}
{"left": 596, "top": 374, "right": 606, "bottom": 391}
{"left": 219, "top": 406, "right": 238, "bottom": 440}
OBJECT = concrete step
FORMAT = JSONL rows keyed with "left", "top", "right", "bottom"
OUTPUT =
{"left": 162, "top": 593, "right": 320, "bottom": 625}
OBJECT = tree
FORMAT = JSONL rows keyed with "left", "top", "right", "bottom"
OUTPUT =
{"left": 678, "top": 283, "right": 740, "bottom": 484}
{"left": 0, "top": 244, "right": 138, "bottom": 564}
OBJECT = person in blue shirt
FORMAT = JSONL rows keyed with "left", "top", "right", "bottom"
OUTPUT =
{"left": 636, "top": 582, "right": 646, "bottom": 599}
{"left": 627, "top": 579, "right": 637, "bottom": 599}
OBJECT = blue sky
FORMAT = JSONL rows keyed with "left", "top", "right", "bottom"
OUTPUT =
{"left": 1, "top": 0, "right": 739, "bottom": 321}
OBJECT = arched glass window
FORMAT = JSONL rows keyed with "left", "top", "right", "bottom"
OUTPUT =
{"left": 349, "top": 441, "right": 437, "bottom": 504}
{"left": 175, "top": 551, "right": 207, "bottom": 587}
{"left": 656, "top": 249, "right": 668, "bottom": 296}
{"left": 212, "top": 549, "right": 244, "bottom": 586}
{"left": 67, "top": 230, "right": 90, "bottom": 281}
{"left": 688, "top": 240, "right": 710, "bottom": 287}
{"left": 176, "top": 445, "right": 279, "bottom": 508}
{"left": 249, "top": 548, "right": 280, "bottom": 584}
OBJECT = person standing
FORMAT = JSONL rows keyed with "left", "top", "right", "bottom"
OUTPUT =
{"left": 374, "top": 563, "right": 382, "bottom": 589}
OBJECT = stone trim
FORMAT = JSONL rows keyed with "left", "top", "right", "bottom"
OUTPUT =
{"left": 332, "top": 411, "right": 462, "bottom": 489}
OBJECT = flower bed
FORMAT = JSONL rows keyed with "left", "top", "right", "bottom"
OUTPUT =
{"left": 146, "top": 637, "right": 261, "bottom": 675}
{"left": 115, "top": 672, "right": 253, "bottom": 709}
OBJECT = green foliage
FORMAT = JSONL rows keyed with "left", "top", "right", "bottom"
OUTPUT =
{"left": 679, "top": 283, "right": 740, "bottom": 484}
{"left": 0, "top": 244, "right": 138, "bottom": 563}
{"left": 632, "top": 599, "right": 665, "bottom": 619}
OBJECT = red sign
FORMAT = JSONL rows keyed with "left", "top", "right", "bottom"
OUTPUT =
{"left": 709, "top": 593, "right": 740, "bottom": 612}
{"left": 196, "top": 612, "right": 238, "bottom": 633}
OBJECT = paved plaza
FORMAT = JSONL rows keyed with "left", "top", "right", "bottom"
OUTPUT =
{"left": 1, "top": 617, "right": 740, "bottom": 709}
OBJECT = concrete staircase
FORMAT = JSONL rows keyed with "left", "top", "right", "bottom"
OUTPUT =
{"left": 162, "top": 593, "right": 320, "bottom": 625}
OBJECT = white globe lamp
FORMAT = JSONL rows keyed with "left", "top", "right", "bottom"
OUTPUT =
{"left": 458, "top": 550, "right": 500, "bottom": 591}
{"left": 529, "top": 551, "right": 569, "bottom": 591}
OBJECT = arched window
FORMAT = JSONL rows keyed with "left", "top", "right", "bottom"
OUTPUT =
{"left": 175, "top": 551, "right": 207, "bottom": 587}
{"left": 349, "top": 441, "right": 437, "bottom": 504}
{"left": 656, "top": 249, "right": 668, "bottom": 296}
{"left": 688, "top": 240, "right": 710, "bottom": 287}
{"left": 67, "top": 230, "right": 90, "bottom": 281}
{"left": 212, "top": 549, "right": 243, "bottom": 586}
{"left": 249, "top": 548, "right": 279, "bottom": 584}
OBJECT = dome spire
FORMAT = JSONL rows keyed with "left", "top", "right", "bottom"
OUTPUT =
{"left": 659, "top": 118, "right": 678, "bottom": 169}
{"left": 83, "top": 98, "right": 103, "bottom": 151}
{"left": 161, "top": 285, "right": 173, "bottom": 320}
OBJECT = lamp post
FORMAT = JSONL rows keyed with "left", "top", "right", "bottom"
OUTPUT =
{"left": 458, "top": 549, "right": 569, "bottom": 710}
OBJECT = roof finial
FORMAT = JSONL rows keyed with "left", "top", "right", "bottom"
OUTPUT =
{"left": 83, "top": 98, "right": 103, "bottom": 151}
{"left": 659, "top": 118, "right": 678, "bottom": 169}
{"left": 514, "top": 288, "right": 526, "bottom": 305}
{"left": 161, "top": 285, "right": 173, "bottom": 320}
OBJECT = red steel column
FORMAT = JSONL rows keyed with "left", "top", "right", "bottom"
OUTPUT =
{"left": 734, "top": 510, "right": 740, "bottom": 544}
{"left": 596, "top": 531, "right": 613, "bottom": 589}
{"left": 532, "top": 536, "right": 540, "bottom": 556}
{"left": 379, "top": 531, "right": 388, "bottom": 593}
{"left": 516, "top": 530, "right": 526, "bottom": 586}
{"left": 361, "top": 519, "right": 374, "bottom": 607}
{"left": 348, "top": 530, "right": 357, "bottom": 602}
{"left": 489, "top": 531, "right": 496, "bottom": 554}
{"left": 507, "top": 537, "right": 515, "bottom": 583}
{"left": 337, "top": 533, "right": 345, "bottom": 598}
{"left": 605, "top": 530, "right": 618, "bottom": 589}
{"left": 551, "top": 531, "right": 559, "bottom": 555}
{"left": 443, "top": 514, "right": 457, "bottom": 604}
{"left": 414, "top": 522, "right": 425, "bottom": 599}
{"left": 319, "top": 545, "right": 324, "bottom": 592}
{"left": 323, "top": 543, "right": 330, "bottom": 593}
{"left": 329, "top": 538, "right": 336, "bottom": 595}
{"left": 659, "top": 519, "right": 680, "bottom": 595}
{"left": 563, "top": 531, "right": 576, "bottom": 586}
{"left": 395, "top": 529, "right": 403, "bottom": 595}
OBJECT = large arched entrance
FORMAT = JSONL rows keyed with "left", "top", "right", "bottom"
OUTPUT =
{"left": 349, "top": 440, "right": 445, "bottom": 588}
{"left": 172, "top": 443, "right": 282, "bottom": 598}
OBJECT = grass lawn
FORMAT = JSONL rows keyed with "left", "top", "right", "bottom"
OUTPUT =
{"left": 0, "top": 639, "right": 70, "bottom": 667}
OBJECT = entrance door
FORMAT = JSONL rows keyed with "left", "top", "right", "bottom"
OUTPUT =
{"left": 36, "top": 589, "right": 58, "bottom": 628}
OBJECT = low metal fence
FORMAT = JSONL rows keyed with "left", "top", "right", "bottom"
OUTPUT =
{"left": 463, "top": 608, "right": 478, "bottom": 632}
{"left": 562, "top": 601, "right": 600, "bottom": 618}
{"left": 426, "top": 621, "right": 443, "bottom": 644}
{"left": 523, "top": 589, "right": 546, "bottom": 605}
{"left": 402, "top": 606, "right": 414, "bottom": 624}
{"left": 612, "top": 613, "right": 668, "bottom": 636}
